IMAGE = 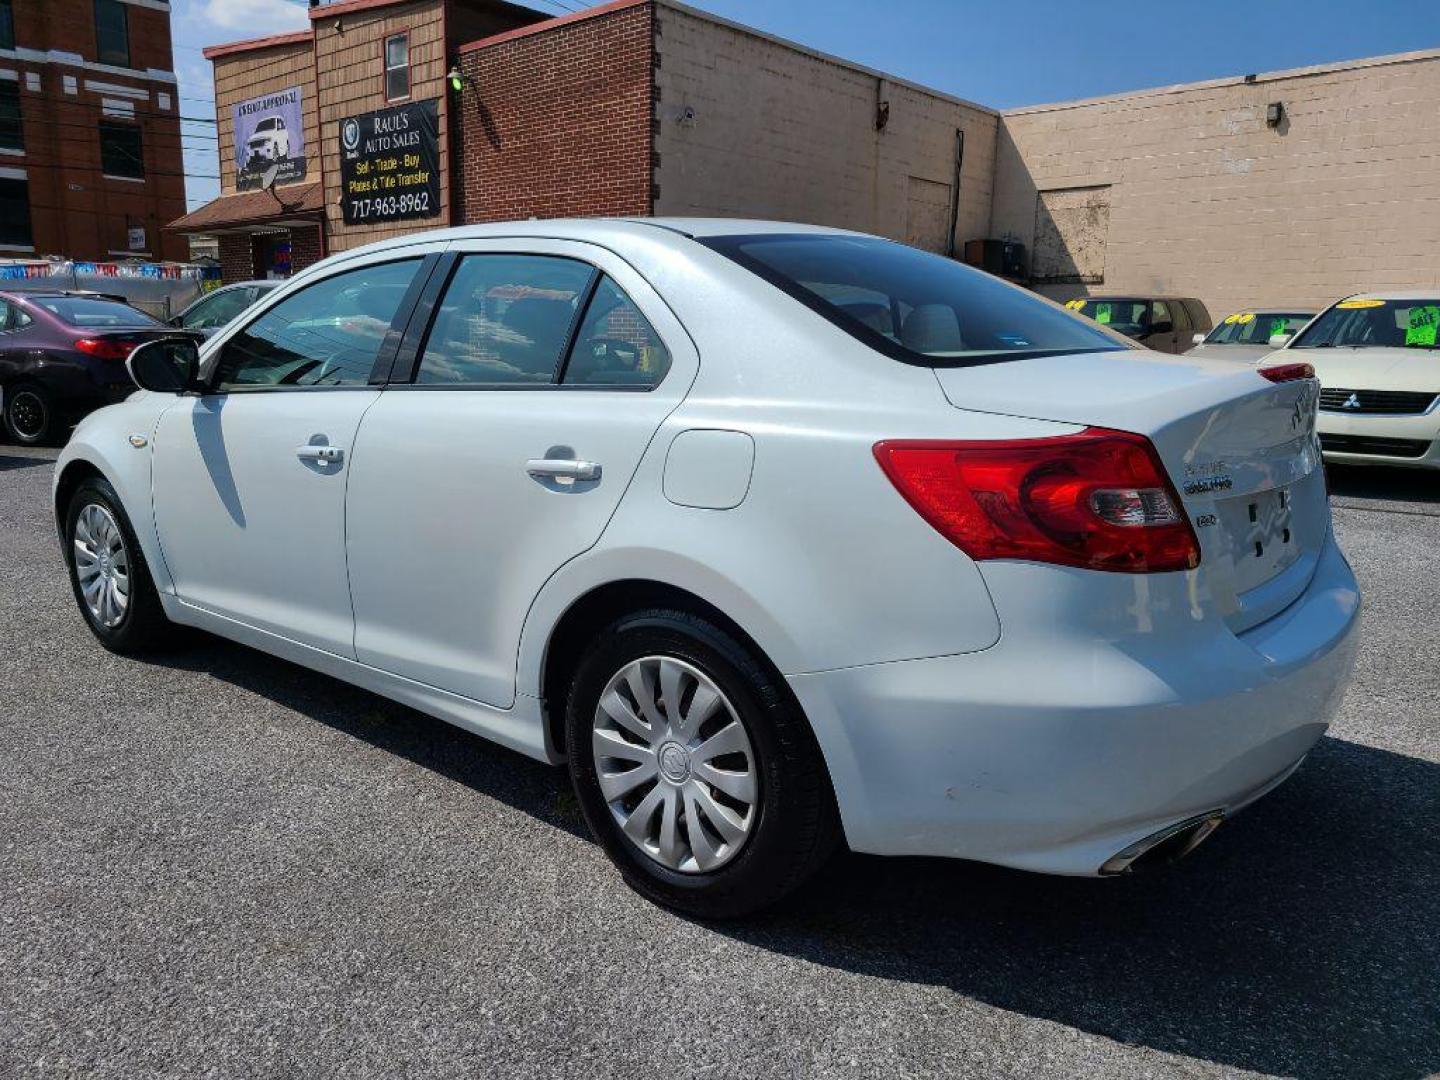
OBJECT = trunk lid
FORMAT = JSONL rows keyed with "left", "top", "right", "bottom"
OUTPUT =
{"left": 932, "top": 350, "right": 1327, "bottom": 632}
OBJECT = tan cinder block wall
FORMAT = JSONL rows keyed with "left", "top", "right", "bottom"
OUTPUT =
{"left": 653, "top": 1, "right": 997, "bottom": 252}
{"left": 992, "top": 50, "right": 1440, "bottom": 317}
{"left": 213, "top": 42, "right": 318, "bottom": 197}
{"left": 313, "top": 0, "right": 448, "bottom": 253}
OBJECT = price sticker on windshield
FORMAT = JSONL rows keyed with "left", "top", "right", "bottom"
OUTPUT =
{"left": 1064, "top": 299, "right": 1086, "bottom": 311}
{"left": 1336, "top": 298, "right": 1384, "bottom": 310}
{"left": 1405, "top": 305, "right": 1440, "bottom": 346}
{"left": 1095, "top": 302, "right": 1112, "bottom": 325}
{"left": 1270, "top": 317, "right": 1290, "bottom": 336}
{"left": 1224, "top": 312, "right": 1256, "bottom": 325}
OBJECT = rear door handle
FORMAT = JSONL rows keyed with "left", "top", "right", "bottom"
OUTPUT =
{"left": 526, "top": 458, "right": 601, "bottom": 481}
{"left": 297, "top": 444, "right": 344, "bottom": 463}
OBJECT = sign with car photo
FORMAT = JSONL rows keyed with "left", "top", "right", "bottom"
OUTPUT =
{"left": 233, "top": 86, "right": 306, "bottom": 191}
{"left": 338, "top": 99, "right": 441, "bottom": 226}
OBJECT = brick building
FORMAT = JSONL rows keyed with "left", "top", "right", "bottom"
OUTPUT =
{"left": 170, "top": 0, "right": 545, "bottom": 281}
{"left": 179, "top": 0, "right": 1440, "bottom": 315}
{"left": 0, "top": 0, "right": 187, "bottom": 261}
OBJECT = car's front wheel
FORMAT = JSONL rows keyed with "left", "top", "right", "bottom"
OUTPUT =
{"left": 64, "top": 477, "right": 176, "bottom": 653}
{"left": 4, "top": 381, "right": 56, "bottom": 445}
{"left": 565, "top": 609, "right": 840, "bottom": 918}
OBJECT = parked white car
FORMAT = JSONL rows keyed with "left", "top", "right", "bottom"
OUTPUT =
{"left": 53, "top": 220, "right": 1360, "bottom": 916}
{"left": 245, "top": 115, "right": 290, "bottom": 166}
{"left": 1265, "top": 292, "right": 1440, "bottom": 468}
{"left": 1188, "top": 309, "right": 1315, "bottom": 364}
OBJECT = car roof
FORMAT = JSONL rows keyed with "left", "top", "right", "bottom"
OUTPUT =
{"left": 1221, "top": 308, "right": 1316, "bottom": 315}
{"left": 1080, "top": 295, "right": 1205, "bottom": 303}
{"left": 1336, "top": 290, "right": 1440, "bottom": 302}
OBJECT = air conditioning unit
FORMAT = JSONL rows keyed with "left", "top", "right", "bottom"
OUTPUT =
{"left": 963, "top": 239, "right": 1026, "bottom": 280}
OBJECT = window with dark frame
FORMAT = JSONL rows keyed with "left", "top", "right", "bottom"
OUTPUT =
{"left": 94, "top": 0, "right": 130, "bottom": 67}
{"left": 99, "top": 120, "right": 144, "bottom": 179}
{"left": 0, "top": 1, "right": 15, "bottom": 52}
{"left": 384, "top": 33, "right": 410, "bottom": 101}
{"left": 0, "top": 177, "right": 33, "bottom": 247}
{"left": 0, "top": 80, "right": 22, "bottom": 153}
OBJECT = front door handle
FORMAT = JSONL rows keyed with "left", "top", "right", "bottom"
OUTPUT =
{"left": 297, "top": 444, "right": 344, "bottom": 464}
{"left": 526, "top": 458, "right": 601, "bottom": 481}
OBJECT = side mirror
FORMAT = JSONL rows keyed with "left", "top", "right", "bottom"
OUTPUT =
{"left": 1268, "top": 333, "right": 1293, "bottom": 348}
{"left": 1192, "top": 332, "right": 1206, "bottom": 345}
{"left": 127, "top": 337, "right": 202, "bottom": 394}
{"left": 1150, "top": 320, "right": 1174, "bottom": 335}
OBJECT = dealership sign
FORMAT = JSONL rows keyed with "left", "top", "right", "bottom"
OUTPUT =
{"left": 233, "top": 86, "right": 306, "bottom": 191}
{"left": 339, "top": 99, "right": 441, "bottom": 226}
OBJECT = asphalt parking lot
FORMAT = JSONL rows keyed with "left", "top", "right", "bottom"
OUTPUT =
{"left": 2, "top": 444, "right": 1436, "bottom": 1080}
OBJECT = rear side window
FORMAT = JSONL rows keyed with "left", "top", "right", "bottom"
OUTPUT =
{"left": 215, "top": 259, "right": 421, "bottom": 390}
{"left": 27, "top": 296, "right": 157, "bottom": 327}
{"left": 703, "top": 233, "right": 1124, "bottom": 366}
{"left": 417, "top": 255, "right": 594, "bottom": 385}
{"left": 563, "top": 275, "right": 671, "bottom": 387}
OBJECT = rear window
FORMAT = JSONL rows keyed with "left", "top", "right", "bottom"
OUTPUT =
{"left": 701, "top": 234, "right": 1126, "bottom": 366}
{"left": 26, "top": 296, "right": 159, "bottom": 327}
{"left": 1205, "top": 312, "right": 1312, "bottom": 345}
{"left": 1292, "top": 299, "right": 1440, "bottom": 350}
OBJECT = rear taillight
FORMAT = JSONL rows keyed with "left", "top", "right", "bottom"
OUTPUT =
{"left": 74, "top": 338, "right": 135, "bottom": 361}
{"left": 1258, "top": 362, "right": 1315, "bottom": 383}
{"left": 873, "top": 428, "right": 1200, "bottom": 573}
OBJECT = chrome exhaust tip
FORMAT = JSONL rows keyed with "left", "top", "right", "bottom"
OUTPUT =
{"left": 1100, "top": 811, "right": 1225, "bottom": 876}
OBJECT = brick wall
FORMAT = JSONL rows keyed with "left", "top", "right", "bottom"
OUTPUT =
{"left": 217, "top": 233, "right": 257, "bottom": 283}
{"left": 455, "top": 1, "right": 654, "bottom": 224}
{"left": 992, "top": 50, "right": 1440, "bottom": 315}
{"left": 3, "top": 0, "right": 187, "bottom": 261}
{"left": 289, "top": 223, "right": 325, "bottom": 272}
{"left": 652, "top": 2, "right": 997, "bottom": 254}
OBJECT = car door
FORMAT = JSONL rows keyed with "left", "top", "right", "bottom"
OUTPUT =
{"left": 1146, "top": 300, "right": 1179, "bottom": 353}
{"left": 345, "top": 239, "right": 697, "bottom": 708}
{"left": 150, "top": 252, "right": 435, "bottom": 656}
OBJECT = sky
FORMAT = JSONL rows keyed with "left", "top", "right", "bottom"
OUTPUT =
{"left": 172, "top": 0, "right": 1440, "bottom": 210}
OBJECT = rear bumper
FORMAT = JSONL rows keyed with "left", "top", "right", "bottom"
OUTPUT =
{"left": 789, "top": 533, "right": 1360, "bottom": 874}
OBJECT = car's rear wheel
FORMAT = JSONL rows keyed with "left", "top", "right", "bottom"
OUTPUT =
{"left": 565, "top": 608, "right": 840, "bottom": 918}
{"left": 5, "top": 382, "right": 56, "bottom": 446}
{"left": 65, "top": 477, "right": 176, "bottom": 653}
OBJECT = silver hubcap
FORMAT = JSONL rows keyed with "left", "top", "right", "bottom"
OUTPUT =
{"left": 73, "top": 503, "right": 130, "bottom": 629}
{"left": 592, "top": 656, "right": 758, "bottom": 874}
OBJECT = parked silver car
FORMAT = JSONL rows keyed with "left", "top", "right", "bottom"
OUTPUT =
{"left": 169, "top": 281, "right": 281, "bottom": 339}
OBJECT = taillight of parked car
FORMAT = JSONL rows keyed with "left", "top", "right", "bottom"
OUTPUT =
{"left": 873, "top": 428, "right": 1201, "bottom": 573}
{"left": 1258, "top": 362, "right": 1315, "bottom": 384}
{"left": 73, "top": 338, "right": 136, "bottom": 361}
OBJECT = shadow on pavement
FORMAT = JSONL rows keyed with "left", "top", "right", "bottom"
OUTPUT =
{"left": 1327, "top": 462, "right": 1440, "bottom": 505}
{"left": 141, "top": 636, "right": 1437, "bottom": 1079}
{"left": 0, "top": 453, "right": 54, "bottom": 472}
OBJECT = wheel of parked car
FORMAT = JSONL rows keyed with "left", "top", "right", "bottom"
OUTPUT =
{"left": 4, "top": 382, "right": 55, "bottom": 445}
{"left": 64, "top": 477, "right": 176, "bottom": 654}
{"left": 565, "top": 608, "right": 840, "bottom": 919}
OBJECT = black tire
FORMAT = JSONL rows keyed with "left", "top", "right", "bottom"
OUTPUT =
{"left": 565, "top": 608, "right": 840, "bottom": 919}
{"left": 5, "top": 381, "right": 57, "bottom": 446}
{"left": 63, "top": 477, "right": 177, "bottom": 654}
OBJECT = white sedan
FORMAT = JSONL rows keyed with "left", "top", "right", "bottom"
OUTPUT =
{"left": 1266, "top": 292, "right": 1440, "bottom": 468}
{"left": 53, "top": 220, "right": 1360, "bottom": 917}
{"left": 1187, "top": 309, "right": 1315, "bottom": 364}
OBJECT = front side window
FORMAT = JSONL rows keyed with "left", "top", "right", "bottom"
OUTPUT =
{"left": 179, "top": 288, "right": 252, "bottom": 331}
{"left": 214, "top": 259, "right": 421, "bottom": 390}
{"left": 416, "top": 255, "right": 593, "bottom": 385}
{"left": 1205, "top": 312, "right": 1312, "bottom": 346}
{"left": 0, "top": 300, "right": 31, "bottom": 331}
{"left": 94, "top": 0, "right": 130, "bottom": 67}
{"left": 0, "top": 80, "right": 22, "bottom": 152}
{"left": 705, "top": 234, "right": 1125, "bottom": 366}
{"left": 384, "top": 33, "right": 409, "bottom": 101}
{"left": 1291, "top": 299, "right": 1440, "bottom": 351}
{"left": 563, "top": 275, "right": 671, "bottom": 387}
{"left": 99, "top": 121, "right": 144, "bottom": 179}
{"left": 0, "top": 177, "right": 29, "bottom": 246}
{"left": 1150, "top": 300, "right": 1172, "bottom": 328}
